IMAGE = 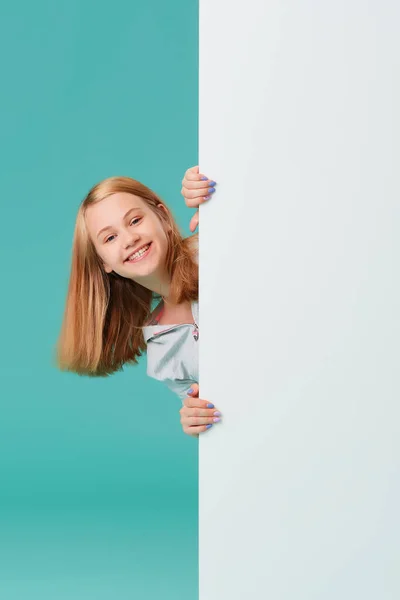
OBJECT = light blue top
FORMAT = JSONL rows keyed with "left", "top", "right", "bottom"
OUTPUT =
{"left": 142, "top": 300, "right": 199, "bottom": 403}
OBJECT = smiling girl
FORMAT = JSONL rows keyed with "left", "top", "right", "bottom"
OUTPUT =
{"left": 56, "top": 166, "right": 221, "bottom": 436}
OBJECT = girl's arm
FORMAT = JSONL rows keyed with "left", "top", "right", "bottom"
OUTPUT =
{"left": 181, "top": 165, "right": 217, "bottom": 232}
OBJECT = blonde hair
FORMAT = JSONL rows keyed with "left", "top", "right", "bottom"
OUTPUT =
{"left": 55, "top": 176, "right": 198, "bottom": 377}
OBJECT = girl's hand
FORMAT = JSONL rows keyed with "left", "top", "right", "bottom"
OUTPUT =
{"left": 179, "top": 383, "right": 222, "bottom": 436}
{"left": 181, "top": 165, "right": 217, "bottom": 232}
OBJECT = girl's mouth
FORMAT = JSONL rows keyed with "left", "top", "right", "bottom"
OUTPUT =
{"left": 125, "top": 242, "right": 152, "bottom": 263}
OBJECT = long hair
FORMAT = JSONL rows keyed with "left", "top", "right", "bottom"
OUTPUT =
{"left": 55, "top": 176, "right": 198, "bottom": 377}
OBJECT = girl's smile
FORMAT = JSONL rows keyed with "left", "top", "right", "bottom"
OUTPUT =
{"left": 124, "top": 241, "right": 153, "bottom": 263}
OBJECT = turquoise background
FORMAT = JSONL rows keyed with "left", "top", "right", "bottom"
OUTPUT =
{"left": 0, "top": 1, "right": 198, "bottom": 597}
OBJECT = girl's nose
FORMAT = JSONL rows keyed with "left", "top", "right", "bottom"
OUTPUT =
{"left": 123, "top": 231, "right": 140, "bottom": 248}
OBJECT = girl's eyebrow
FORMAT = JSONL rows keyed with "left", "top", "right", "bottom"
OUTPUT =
{"left": 96, "top": 207, "right": 141, "bottom": 239}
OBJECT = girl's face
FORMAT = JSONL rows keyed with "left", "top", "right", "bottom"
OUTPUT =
{"left": 85, "top": 192, "right": 170, "bottom": 285}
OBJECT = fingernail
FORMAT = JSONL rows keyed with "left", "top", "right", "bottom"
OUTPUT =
{"left": 213, "top": 411, "right": 221, "bottom": 416}
{"left": 200, "top": 176, "right": 208, "bottom": 181}
{"left": 213, "top": 417, "right": 221, "bottom": 423}
{"left": 207, "top": 403, "right": 214, "bottom": 408}
{"left": 206, "top": 424, "right": 213, "bottom": 429}
{"left": 188, "top": 388, "right": 194, "bottom": 395}
{"left": 208, "top": 187, "right": 215, "bottom": 194}
{"left": 209, "top": 181, "right": 217, "bottom": 186}
{"left": 203, "top": 195, "right": 211, "bottom": 201}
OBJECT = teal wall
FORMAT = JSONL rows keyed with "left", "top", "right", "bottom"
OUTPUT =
{"left": 0, "top": 2, "right": 198, "bottom": 597}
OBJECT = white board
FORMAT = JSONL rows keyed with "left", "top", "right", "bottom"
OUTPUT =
{"left": 199, "top": 2, "right": 400, "bottom": 598}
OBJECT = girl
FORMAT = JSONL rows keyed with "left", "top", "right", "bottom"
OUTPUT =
{"left": 56, "top": 166, "right": 221, "bottom": 437}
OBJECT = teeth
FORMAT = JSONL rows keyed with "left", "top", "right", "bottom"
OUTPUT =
{"left": 128, "top": 244, "right": 150, "bottom": 261}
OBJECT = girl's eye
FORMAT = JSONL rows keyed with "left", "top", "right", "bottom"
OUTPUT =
{"left": 104, "top": 217, "right": 141, "bottom": 242}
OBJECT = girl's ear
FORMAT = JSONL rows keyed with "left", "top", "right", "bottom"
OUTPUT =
{"left": 103, "top": 262, "right": 112, "bottom": 273}
{"left": 157, "top": 203, "right": 172, "bottom": 229}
